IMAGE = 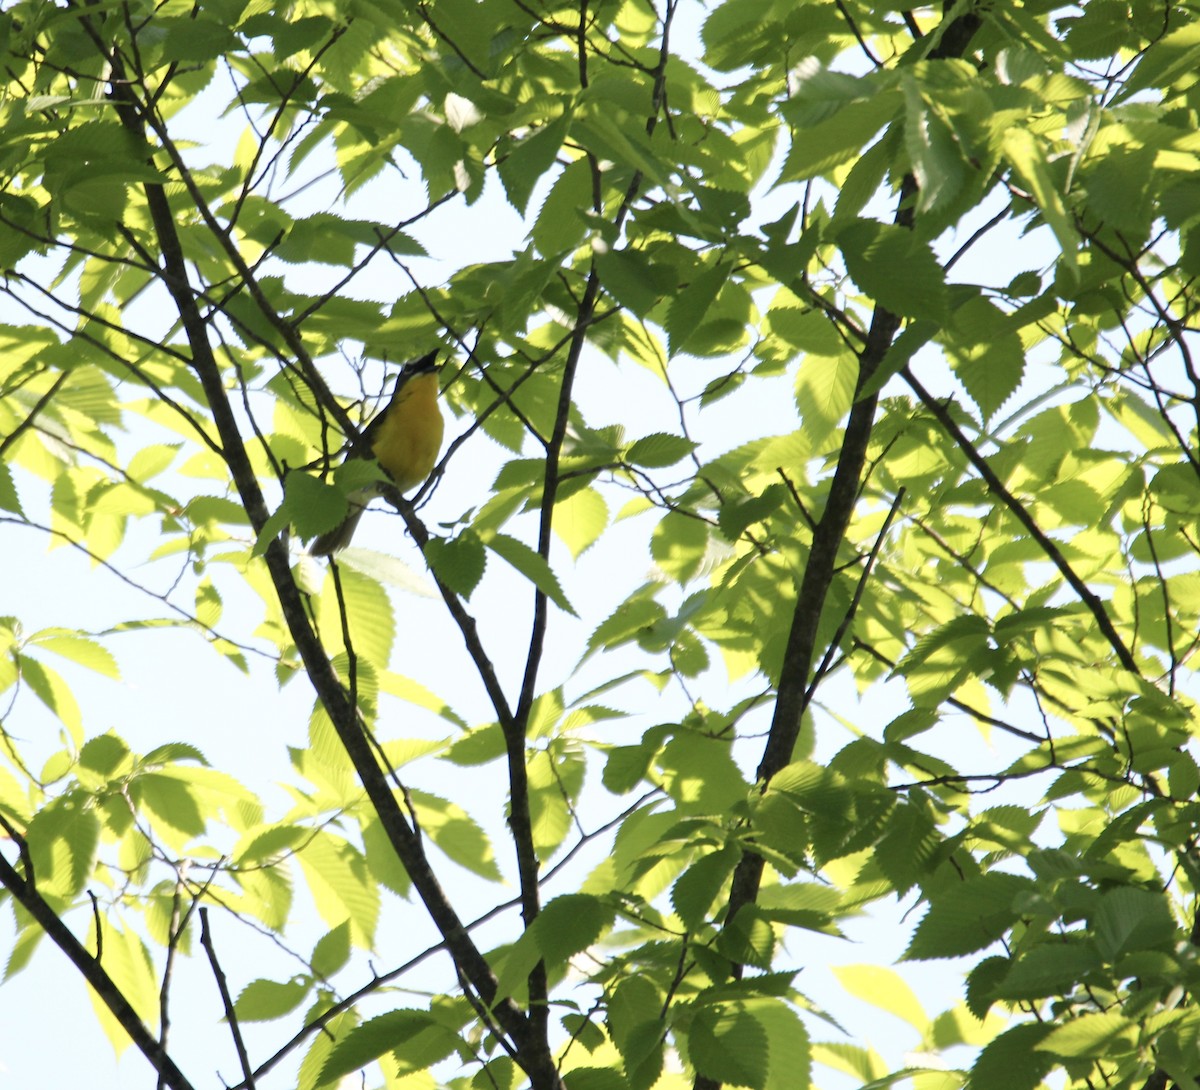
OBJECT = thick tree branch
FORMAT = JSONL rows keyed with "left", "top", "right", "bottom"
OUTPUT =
{"left": 0, "top": 851, "right": 196, "bottom": 1090}
{"left": 694, "top": 6, "right": 982, "bottom": 1088}
{"left": 78, "top": 18, "right": 550, "bottom": 1081}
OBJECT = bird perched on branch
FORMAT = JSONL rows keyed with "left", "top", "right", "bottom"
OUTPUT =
{"left": 310, "top": 350, "right": 444, "bottom": 556}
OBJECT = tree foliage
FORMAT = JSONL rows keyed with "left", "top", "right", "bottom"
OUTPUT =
{"left": 3, "top": 1, "right": 1200, "bottom": 1089}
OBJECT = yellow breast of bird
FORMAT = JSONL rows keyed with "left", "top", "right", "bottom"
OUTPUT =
{"left": 370, "top": 377, "right": 444, "bottom": 493}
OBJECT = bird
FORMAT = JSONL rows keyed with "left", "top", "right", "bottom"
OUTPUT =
{"left": 309, "top": 350, "right": 444, "bottom": 556}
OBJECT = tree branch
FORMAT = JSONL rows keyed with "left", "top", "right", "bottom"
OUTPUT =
{"left": 82, "top": 16, "right": 548, "bottom": 1078}
{"left": 199, "top": 908, "right": 257, "bottom": 1090}
{"left": 694, "top": 5, "right": 984, "bottom": 1087}
{"left": 902, "top": 368, "right": 1138, "bottom": 674}
{"left": 0, "top": 850, "right": 196, "bottom": 1090}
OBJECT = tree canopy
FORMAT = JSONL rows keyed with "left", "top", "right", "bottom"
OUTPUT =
{"left": 3, "top": 1, "right": 1200, "bottom": 1089}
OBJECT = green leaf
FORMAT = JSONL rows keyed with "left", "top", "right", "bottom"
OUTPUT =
{"left": 755, "top": 999, "right": 812, "bottom": 1090}
{"left": 425, "top": 531, "right": 487, "bottom": 597}
{"left": 25, "top": 795, "right": 99, "bottom": 898}
{"left": 295, "top": 830, "right": 380, "bottom": 948}
{"left": 903, "top": 873, "right": 1034, "bottom": 960}
{"left": 794, "top": 352, "right": 858, "bottom": 443}
{"left": 667, "top": 261, "right": 731, "bottom": 357}
{"left": 18, "top": 655, "right": 82, "bottom": 741}
{"left": 586, "top": 586, "right": 668, "bottom": 658}
{"left": 991, "top": 942, "right": 1103, "bottom": 1001}
{"left": 141, "top": 742, "right": 208, "bottom": 766}
{"left": 563, "top": 1067, "right": 627, "bottom": 1090}
{"left": 575, "top": 101, "right": 666, "bottom": 183}
{"left": 256, "top": 469, "right": 348, "bottom": 555}
{"left": 294, "top": 471, "right": 357, "bottom": 537}
{"left": 595, "top": 247, "right": 677, "bottom": 317}
{"left": 499, "top": 111, "right": 572, "bottom": 214}
{"left": 0, "top": 462, "right": 23, "bottom": 515}
{"left": 969, "top": 1023, "right": 1056, "bottom": 1090}
{"left": 940, "top": 296, "right": 1025, "bottom": 420}
{"left": 79, "top": 733, "right": 130, "bottom": 776}
{"left": 484, "top": 532, "right": 577, "bottom": 615}
{"left": 85, "top": 924, "right": 159, "bottom": 1051}
{"left": 607, "top": 975, "right": 664, "bottom": 1089}
{"left": 901, "top": 73, "right": 967, "bottom": 218}
{"left": 814, "top": 1042, "right": 888, "bottom": 1083}
{"left": 626, "top": 433, "right": 698, "bottom": 469}
{"left": 0, "top": 196, "right": 42, "bottom": 269}
{"left": 409, "top": 789, "right": 502, "bottom": 881}
{"left": 29, "top": 633, "right": 120, "bottom": 680}
{"left": 701, "top": 0, "right": 775, "bottom": 70}
{"left": 1083, "top": 145, "right": 1156, "bottom": 236}
{"left": 965, "top": 956, "right": 1010, "bottom": 1020}
{"left": 298, "top": 1009, "right": 357, "bottom": 1090}
{"left": 360, "top": 816, "right": 412, "bottom": 897}
{"left": 688, "top": 1002, "right": 769, "bottom": 1089}
{"left": 1002, "top": 128, "right": 1078, "bottom": 276}
{"left": 131, "top": 772, "right": 205, "bottom": 843}
{"left": 895, "top": 615, "right": 992, "bottom": 706}
{"left": 320, "top": 1009, "right": 459, "bottom": 1083}
{"left": 532, "top": 158, "right": 594, "bottom": 256}
{"left": 495, "top": 894, "right": 614, "bottom": 1000}
{"left": 531, "top": 893, "right": 614, "bottom": 964}
{"left": 858, "top": 318, "right": 938, "bottom": 399}
{"left": 561, "top": 1013, "right": 605, "bottom": 1054}
{"left": 1090, "top": 886, "right": 1177, "bottom": 960}
{"left": 658, "top": 732, "right": 747, "bottom": 815}
{"left": 717, "top": 484, "right": 786, "bottom": 541}
{"left": 276, "top": 214, "right": 387, "bottom": 267}
{"left": 235, "top": 978, "right": 312, "bottom": 1022}
{"left": 266, "top": 14, "right": 337, "bottom": 59}
{"left": 195, "top": 579, "right": 222, "bottom": 627}
{"left": 311, "top": 921, "right": 352, "bottom": 978}
{"left": 755, "top": 882, "right": 843, "bottom": 935}
{"left": 330, "top": 547, "right": 434, "bottom": 597}
{"left": 838, "top": 219, "right": 949, "bottom": 320}
{"left": 767, "top": 307, "right": 844, "bottom": 354}
{"left": 554, "top": 487, "right": 609, "bottom": 559}
{"left": 442, "top": 722, "right": 506, "bottom": 766}
{"left": 776, "top": 93, "right": 900, "bottom": 183}
{"left": 474, "top": 1057, "right": 521, "bottom": 1090}
{"left": 1168, "top": 751, "right": 1200, "bottom": 798}
{"left": 527, "top": 744, "right": 583, "bottom": 859}
{"left": 671, "top": 846, "right": 739, "bottom": 930}
{"left": 159, "top": 15, "right": 240, "bottom": 62}
{"left": 1113, "top": 21, "right": 1200, "bottom": 104}
{"left": 234, "top": 824, "right": 308, "bottom": 865}
{"left": 41, "top": 750, "right": 73, "bottom": 784}
{"left": 833, "top": 965, "right": 928, "bottom": 1032}
{"left": 4, "top": 924, "right": 44, "bottom": 981}
{"left": 425, "top": 0, "right": 507, "bottom": 73}
{"left": 1035, "top": 1011, "right": 1139, "bottom": 1059}
{"left": 650, "top": 510, "right": 710, "bottom": 584}
{"left": 317, "top": 565, "right": 395, "bottom": 671}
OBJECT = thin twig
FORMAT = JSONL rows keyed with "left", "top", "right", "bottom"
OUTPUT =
{"left": 235, "top": 789, "right": 659, "bottom": 1088}
{"left": 199, "top": 908, "right": 257, "bottom": 1090}
{"left": 0, "top": 370, "right": 68, "bottom": 458}
{"left": 903, "top": 368, "right": 1138, "bottom": 673}
{"left": 834, "top": 0, "right": 882, "bottom": 67}
{"left": 806, "top": 487, "right": 906, "bottom": 700}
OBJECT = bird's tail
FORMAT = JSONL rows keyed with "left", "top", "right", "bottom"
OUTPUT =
{"left": 310, "top": 502, "right": 367, "bottom": 556}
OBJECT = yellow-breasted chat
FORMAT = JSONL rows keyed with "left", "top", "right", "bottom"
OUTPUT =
{"left": 310, "top": 350, "right": 444, "bottom": 555}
